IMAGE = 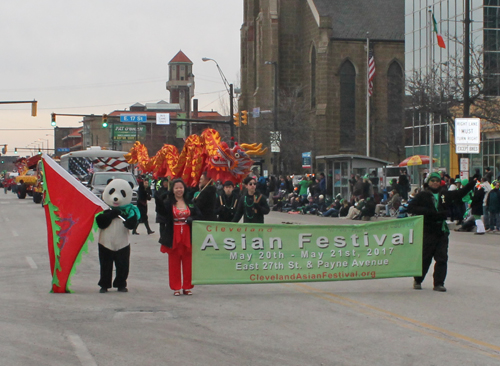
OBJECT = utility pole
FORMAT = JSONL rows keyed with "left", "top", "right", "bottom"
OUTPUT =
{"left": 464, "top": 0, "right": 470, "bottom": 118}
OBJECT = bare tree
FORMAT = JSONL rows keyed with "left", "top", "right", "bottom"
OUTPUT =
{"left": 406, "top": 37, "right": 500, "bottom": 136}
{"left": 277, "top": 87, "right": 312, "bottom": 174}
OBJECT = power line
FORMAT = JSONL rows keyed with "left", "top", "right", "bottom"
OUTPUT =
{"left": 0, "top": 90, "right": 229, "bottom": 111}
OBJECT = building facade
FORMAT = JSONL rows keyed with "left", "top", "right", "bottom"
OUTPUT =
{"left": 75, "top": 50, "right": 228, "bottom": 158}
{"left": 405, "top": 0, "right": 500, "bottom": 179}
{"left": 239, "top": 0, "right": 405, "bottom": 175}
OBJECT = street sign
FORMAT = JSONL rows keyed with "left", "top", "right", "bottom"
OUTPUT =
{"left": 252, "top": 107, "right": 260, "bottom": 118}
{"left": 120, "top": 114, "right": 147, "bottom": 122}
{"left": 57, "top": 148, "right": 70, "bottom": 152}
{"left": 156, "top": 113, "right": 170, "bottom": 125}
{"left": 455, "top": 118, "right": 480, "bottom": 154}
{"left": 302, "top": 152, "right": 312, "bottom": 169}
{"left": 460, "top": 158, "right": 469, "bottom": 172}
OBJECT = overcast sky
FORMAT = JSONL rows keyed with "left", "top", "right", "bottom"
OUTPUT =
{"left": 0, "top": 0, "right": 243, "bottom": 156}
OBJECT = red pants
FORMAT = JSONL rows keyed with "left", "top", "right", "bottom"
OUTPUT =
{"left": 167, "top": 244, "right": 193, "bottom": 291}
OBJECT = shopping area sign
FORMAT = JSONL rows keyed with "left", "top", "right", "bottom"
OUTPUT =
{"left": 113, "top": 124, "right": 146, "bottom": 140}
{"left": 455, "top": 118, "right": 480, "bottom": 154}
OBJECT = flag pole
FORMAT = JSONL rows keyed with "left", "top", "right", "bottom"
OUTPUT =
{"left": 366, "top": 33, "right": 370, "bottom": 157}
{"left": 428, "top": 7, "right": 434, "bottom": 173}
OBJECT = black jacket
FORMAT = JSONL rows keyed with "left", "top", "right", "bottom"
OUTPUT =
{"left": 216, "top": 192, "right": 239, "bottom": 222}
{"left": 407, "top": 178, "right": 475, "bottom": 235}
{"left": 193, "top": 184, "right": 217, "bottom": 221}
{"left": 155, "top": 185, "right": 170, "bottom": 223}
{"left": 159, "top": 199, "right": 201, "bottom": 248}
{"left": 232, "top": 193, "right": 270, "bottom": 224}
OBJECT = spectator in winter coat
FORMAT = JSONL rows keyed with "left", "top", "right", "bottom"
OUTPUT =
{"left": 398, "top": 170, "right": 410, "bottom": 201}
{"left": 486, "top": 180, "right": 500, "bottom": 232}
{"left": 319, "top": 173, "right": 326, "bottom": 195}
{"left": 484, "top": 167, "right": 493, "bottom": 183}
{"left": 352, "top": 175, "right": 364, "bottom": 200}
{"left": 339, "top": 200, "right": 350, "bottom": 217}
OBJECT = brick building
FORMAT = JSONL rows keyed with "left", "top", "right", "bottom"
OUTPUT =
{"left": 77, "top": 50, "right": 228, "bottom": 157}
{"left": 239, "top": 0, "right": 405, "bottom": 174}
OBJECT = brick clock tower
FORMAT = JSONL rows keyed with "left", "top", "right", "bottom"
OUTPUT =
{"left": 166, "top": 50, "right": 195, "bottom": 115}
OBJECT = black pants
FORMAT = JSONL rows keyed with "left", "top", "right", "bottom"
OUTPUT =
{"left": 414, "top": 232, "right": 448, "bottom": 286}
{"left": 98, "top": 244, "right": 130, "bottom": 289}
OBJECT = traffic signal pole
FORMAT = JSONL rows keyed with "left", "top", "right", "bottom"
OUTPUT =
{"left": 0, "top": 100, "right": 38, "bottom": 116}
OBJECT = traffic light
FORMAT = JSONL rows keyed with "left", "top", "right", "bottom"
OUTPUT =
{"left": 14, "top": 148, "right": 18, "bottom": 154}
{"left": 1, "top": 145, "right": 6, "bottom": 154}
{"left": 102, "top": 114, "right": 108, "bottom": 128}
{"left": 51, "top": 113, "right": 56, "bottom": 127}
{"left": 38, "top": 148, "right": 42, "bottom": 155}
{"left": 233, "top": 112, "right": 240, "bottom": 127}
{"left": 241, "top": 110, "right": 248, "bottom": 125}
{"left": 31, "top": 101, "right": 37, "bottom": 117}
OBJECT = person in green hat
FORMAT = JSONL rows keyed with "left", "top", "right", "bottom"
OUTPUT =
{"left": 407, "top": 171, "right": 479, "bottom": 292}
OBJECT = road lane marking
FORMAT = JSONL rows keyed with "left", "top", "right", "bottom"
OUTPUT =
{"left": 65, "top": 331, "right": 97, "bottom": 366}
{"left": 26, "top": 257, "right": 37, "bottom": 269}
{"left": 290, "top": 283, "right": 500, "bottom": 359}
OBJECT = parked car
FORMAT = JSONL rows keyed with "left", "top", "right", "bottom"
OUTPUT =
{"left": 87, "top": 171, "right": 138, "bottom": 205}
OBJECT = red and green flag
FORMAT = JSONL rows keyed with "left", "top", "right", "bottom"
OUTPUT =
{"left": 42, "top": 154, "right": 108, "bottom": 293}
{"left": 432, "top": 12, "right": 446, "bottom": 49}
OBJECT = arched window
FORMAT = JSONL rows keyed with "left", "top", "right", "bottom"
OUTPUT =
{"left": 340, "top": 61, "right": 356, "bottom": 147}
{"left": 311, "top": 46, "right": 316, "bottom": 108}
{"left": 387, "top": 62, "right": 403, "bottom": 141}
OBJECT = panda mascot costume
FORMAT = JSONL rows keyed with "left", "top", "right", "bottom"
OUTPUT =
{"left": 95, "top": 179, "right": 140, "bottom": 293}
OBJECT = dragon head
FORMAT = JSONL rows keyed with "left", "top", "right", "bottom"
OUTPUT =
{"left": 208, "top": 142, "right": 254, "bottom": 183}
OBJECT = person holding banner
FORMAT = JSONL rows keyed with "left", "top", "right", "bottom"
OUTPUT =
{"left": 159, "top": 179, "right": 200, "bottom": 296}
{"left": 232, "top": 176, "right": 270, "bottom": 223}
{"left": 193, "top": 172, "right": 217, "bottom": 221}
{"left": 408, "top": 172, "right": 477, "bottom": 292}
{"left": 216, "top": 181, "right": 239, "bottom": 222}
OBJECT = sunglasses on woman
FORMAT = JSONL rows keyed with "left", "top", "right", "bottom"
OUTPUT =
{"left": 247, "top": 182, "right": 256, "bottom": 186}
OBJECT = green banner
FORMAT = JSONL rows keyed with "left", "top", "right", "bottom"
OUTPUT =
{"left": 192, "top": 216, "right": 423, "bottom": 285}
{"left": 176, "top": 113, "right": 187, "bottom": 139}
{"left": 113, "top": 124, "right": 146, "bottom": 140}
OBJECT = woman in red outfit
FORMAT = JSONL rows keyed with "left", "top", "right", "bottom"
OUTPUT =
{"left": 159, "top": 179, "right": 199, "bottom": 296}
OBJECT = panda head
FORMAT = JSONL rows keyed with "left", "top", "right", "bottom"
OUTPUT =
{"left": 102, "top": 179, "right": 133, "bottom": 208}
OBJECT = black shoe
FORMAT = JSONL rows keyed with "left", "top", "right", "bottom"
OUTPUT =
{"left": 474, "top": 232, "right": 485, "bottom": 235}
{"left": 99, "top": 287, "right": 108, "bottom": 293}
{"left": 147, "top": 230, "right": 155, "bottom": 235}
{"left": 413, "top": 280, "right": 422, "bottom": 290}
{"left": 433, "top": 285, "right": 447, "bottom": 292}
{"left": 132, "top": 232, "right": 139, "bottom": 235}
{"left": 117, "top": 287, "right": 128, "bottom": 292}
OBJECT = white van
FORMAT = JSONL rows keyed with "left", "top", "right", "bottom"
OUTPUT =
{"left": 377, "top": 166, "right": 407, "bottom": 189}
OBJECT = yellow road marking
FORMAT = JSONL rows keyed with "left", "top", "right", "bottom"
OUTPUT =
{"left": 289, "top": 283, "right": 500, "bottom": 359}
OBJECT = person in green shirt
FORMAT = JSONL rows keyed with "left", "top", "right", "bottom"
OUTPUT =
{"left": 298, "top": 176, "right": 310, "bottom": 201}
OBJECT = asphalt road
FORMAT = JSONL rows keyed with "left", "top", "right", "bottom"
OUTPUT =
{"left": 1, "top": 191, "right": 500, "bottom": 365}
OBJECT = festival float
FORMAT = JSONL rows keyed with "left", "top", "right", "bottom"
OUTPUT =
{"left": 125, "top": 128, "right": 267, "bottom": 185}
{"left": 14, "top": 154, "right": 43, "bottom": 201}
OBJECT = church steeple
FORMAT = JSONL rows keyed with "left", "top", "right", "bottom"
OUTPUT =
{"left": 166, "top": 50, "right": 195, "bottom": 114}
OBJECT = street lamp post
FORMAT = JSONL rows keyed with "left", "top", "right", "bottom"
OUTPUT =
{"left": 265, "top": 61, "right": 279, "bottom": 175}
{"left": 202, "top": 57, "right": 235, "bottom": 143}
